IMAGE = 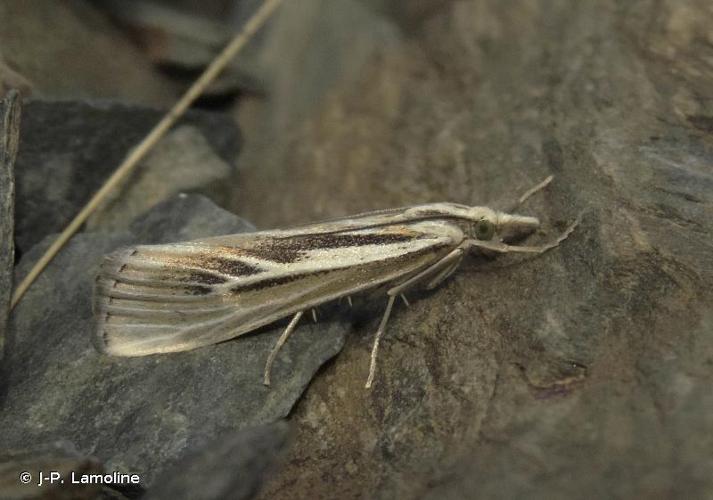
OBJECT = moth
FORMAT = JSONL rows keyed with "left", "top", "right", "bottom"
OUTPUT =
{"left": 93, "top": 176, "right": 578, "bottom": 388}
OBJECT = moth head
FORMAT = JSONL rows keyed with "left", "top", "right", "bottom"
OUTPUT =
{"left": 465, "top": 208, "right": 540, "bottom": 243}
{"left": 404, "top": 204, "right": 540, "bottom": 243}
{"left": 493, "top": 212, "right": 540, "bottom": 243}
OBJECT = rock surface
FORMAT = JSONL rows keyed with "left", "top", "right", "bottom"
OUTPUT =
{"left": 85, "top": 125, "right": 233, "bottom": 231}
{"left": 3, "top": 0, "right": 712, "bottom": 498}
{"left": 0, "top": 0, "right": 176, "bottom": 105}
{"left": 13, "top": 100, "right": 240, "bottom": 256}
{"left": 1, "top": 195, "right": 347, "bottom": 487}
{"left": 0, "top": 441, "right": 104, "bottom": 500}
{"left": 226, "top": 1, "right": 713, "bottom": 499}
{"left": 0, "top": 91, "right": 20, "bottom": 388}
{"left": 232, "top": 0, "right": 399, "bottom": 164}
{"left": 144, "top": 422, "right": 289, "bottom": 500}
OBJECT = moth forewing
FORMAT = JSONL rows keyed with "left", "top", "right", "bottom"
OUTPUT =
{"left": 93, "top": 219, "right": 464, "bottom": 357}
{"left": 93, "top": 193, "right": 578, "bottom": 388}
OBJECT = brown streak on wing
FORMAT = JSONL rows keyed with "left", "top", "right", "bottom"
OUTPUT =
{"left": 229, "top": 269, "right": 333, "bottom": 293}
{"left": 185, "top": 271, "right": 228, "bottom": 285}
{"left": 229, "top": 242, "right": 451, "bottom": 294}
{"left": 206, "top": 230, "right": 428, "bottom": 264}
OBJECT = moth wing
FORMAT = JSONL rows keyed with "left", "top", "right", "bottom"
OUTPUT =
{"left": 94, "top": 222, "right": 462, "bottom": 356}
{"left": 93, "top": 243, "right": 247, "bottom": 356}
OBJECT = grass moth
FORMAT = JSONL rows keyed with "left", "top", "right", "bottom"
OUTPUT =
{"left": 93, "top": 177, "right": 578, "bottom": 388}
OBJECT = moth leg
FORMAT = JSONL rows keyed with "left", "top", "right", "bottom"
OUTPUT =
{"left": 467, "top": 217, "right": 579, "bottom": 254}
{"left": 365, "top": 295, "right": 396, "bottom": 389}
{"left": 347, "top": 296, "right": 353, "bottom": 308}
{"left": 264, "top": 311, "right": 304, "bottom": 386}
{"left": 389, "top": 247, "right": 466, "bottom": 296}
{"left": 311, "top": 308, "right": 318, "bottom": 323}
{"left": 507, "top": 175, "right": 553, "bottom": 211}
{"left": 364, "top": 247, "right": 466, "bottom": 389}
{"left": 400, "top": 294, "right": 410, "bottom": 307}
{"left": 425, "top": 257, "right": 463, "bottom": 290}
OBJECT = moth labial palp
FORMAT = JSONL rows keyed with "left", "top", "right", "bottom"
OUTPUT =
{"left": 92, "top": 176, "right": 578, "bottom": 389}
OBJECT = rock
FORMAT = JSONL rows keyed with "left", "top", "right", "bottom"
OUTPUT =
{"left": 128, "top": 194, "right": 252, "bottom": 244}
{"left": 1, "top": 195, "right": 347, "bottom": 486}
{"left": 95, "top": 0, "right": 266, "bottom": 98}
{"left": 224, "top": 1, "right": 713, "bottom": 499}
{"left": 13, "top": 100, "right": 240, "bottom": 256}
{"left": 0, "top": 0, "right": 176, "bottom": 106}
{"left": 231, "top": 0, "right": 399, "bottom": 173}
{"left": 0, "top": 90, "right": 20, "bottom": 389}
{"left": 0, "top": 59, "right": 32, "bottom": 98}
{"left": 85, "top": 125, "right": 232, "bottom": 231}
{"left": 0, "top": 441, "right": 104, "bottom": 500}
{"left": 98, "top": 0, "right": 231, "bottom": 69}
{"left": 144, "top": 422, "right": 289, "bottom": 500}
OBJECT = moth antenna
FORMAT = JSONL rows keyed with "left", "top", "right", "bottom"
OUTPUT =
{"left": 507, "top": 175, "right": 553, "bottom": 211}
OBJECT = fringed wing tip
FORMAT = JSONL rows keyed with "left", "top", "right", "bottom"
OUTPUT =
{"left": 91, "top": 244, "right": 240, "bottom": 357}
{"left": 92, "top": 247, "right": 140, "bottom": 356}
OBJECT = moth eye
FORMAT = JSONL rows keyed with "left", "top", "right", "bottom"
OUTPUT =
{"left": 475, "top": 219, "right": 496, "bottom": 240}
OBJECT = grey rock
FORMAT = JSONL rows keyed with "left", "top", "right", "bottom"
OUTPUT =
{"left": 225, "top": 1, "right": 713, "bottom": 499}
{"left": 95, "top": 1, "right": 266, "bottom": 97}
{"left": 14, "top": 100, "right": 240, "bottom": 255}
{"left": 232, "top": 0, "right": 400, "bottom": 197}
{"left": 0, "top": 441, "right": 104, "bottom": 500}
{"left": 144, "top": 422, "right": 289, "bottom": 500}
{"left": 85, "top": 126, "right": 232, "bottom": 231}
{"left": 0, "top": 58, "right": 32, "bottom": 98}
{"left": 129, "top": 193, "right": 254, "bottom": 244}
{"left": 97, "top": 0, "right": 231, "bottom": 69}
{"left": 0, "top": 0, "right": 176, "bottom": 105}
{"left": 1, "top": 195, "right": 347, "bottom": 487}
{"left": 0, "top": 90, "right": 20, "bottom": 387}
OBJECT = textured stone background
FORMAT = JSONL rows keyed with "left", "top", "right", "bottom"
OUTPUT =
{"left": 0, "top": 91, "right": 20, "bottom": 399}
{"left": 1, "top": 0, "right": 712, "bottom": 498}
{"left": 233, "top": 1, "right": 713, "bottom": 498}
